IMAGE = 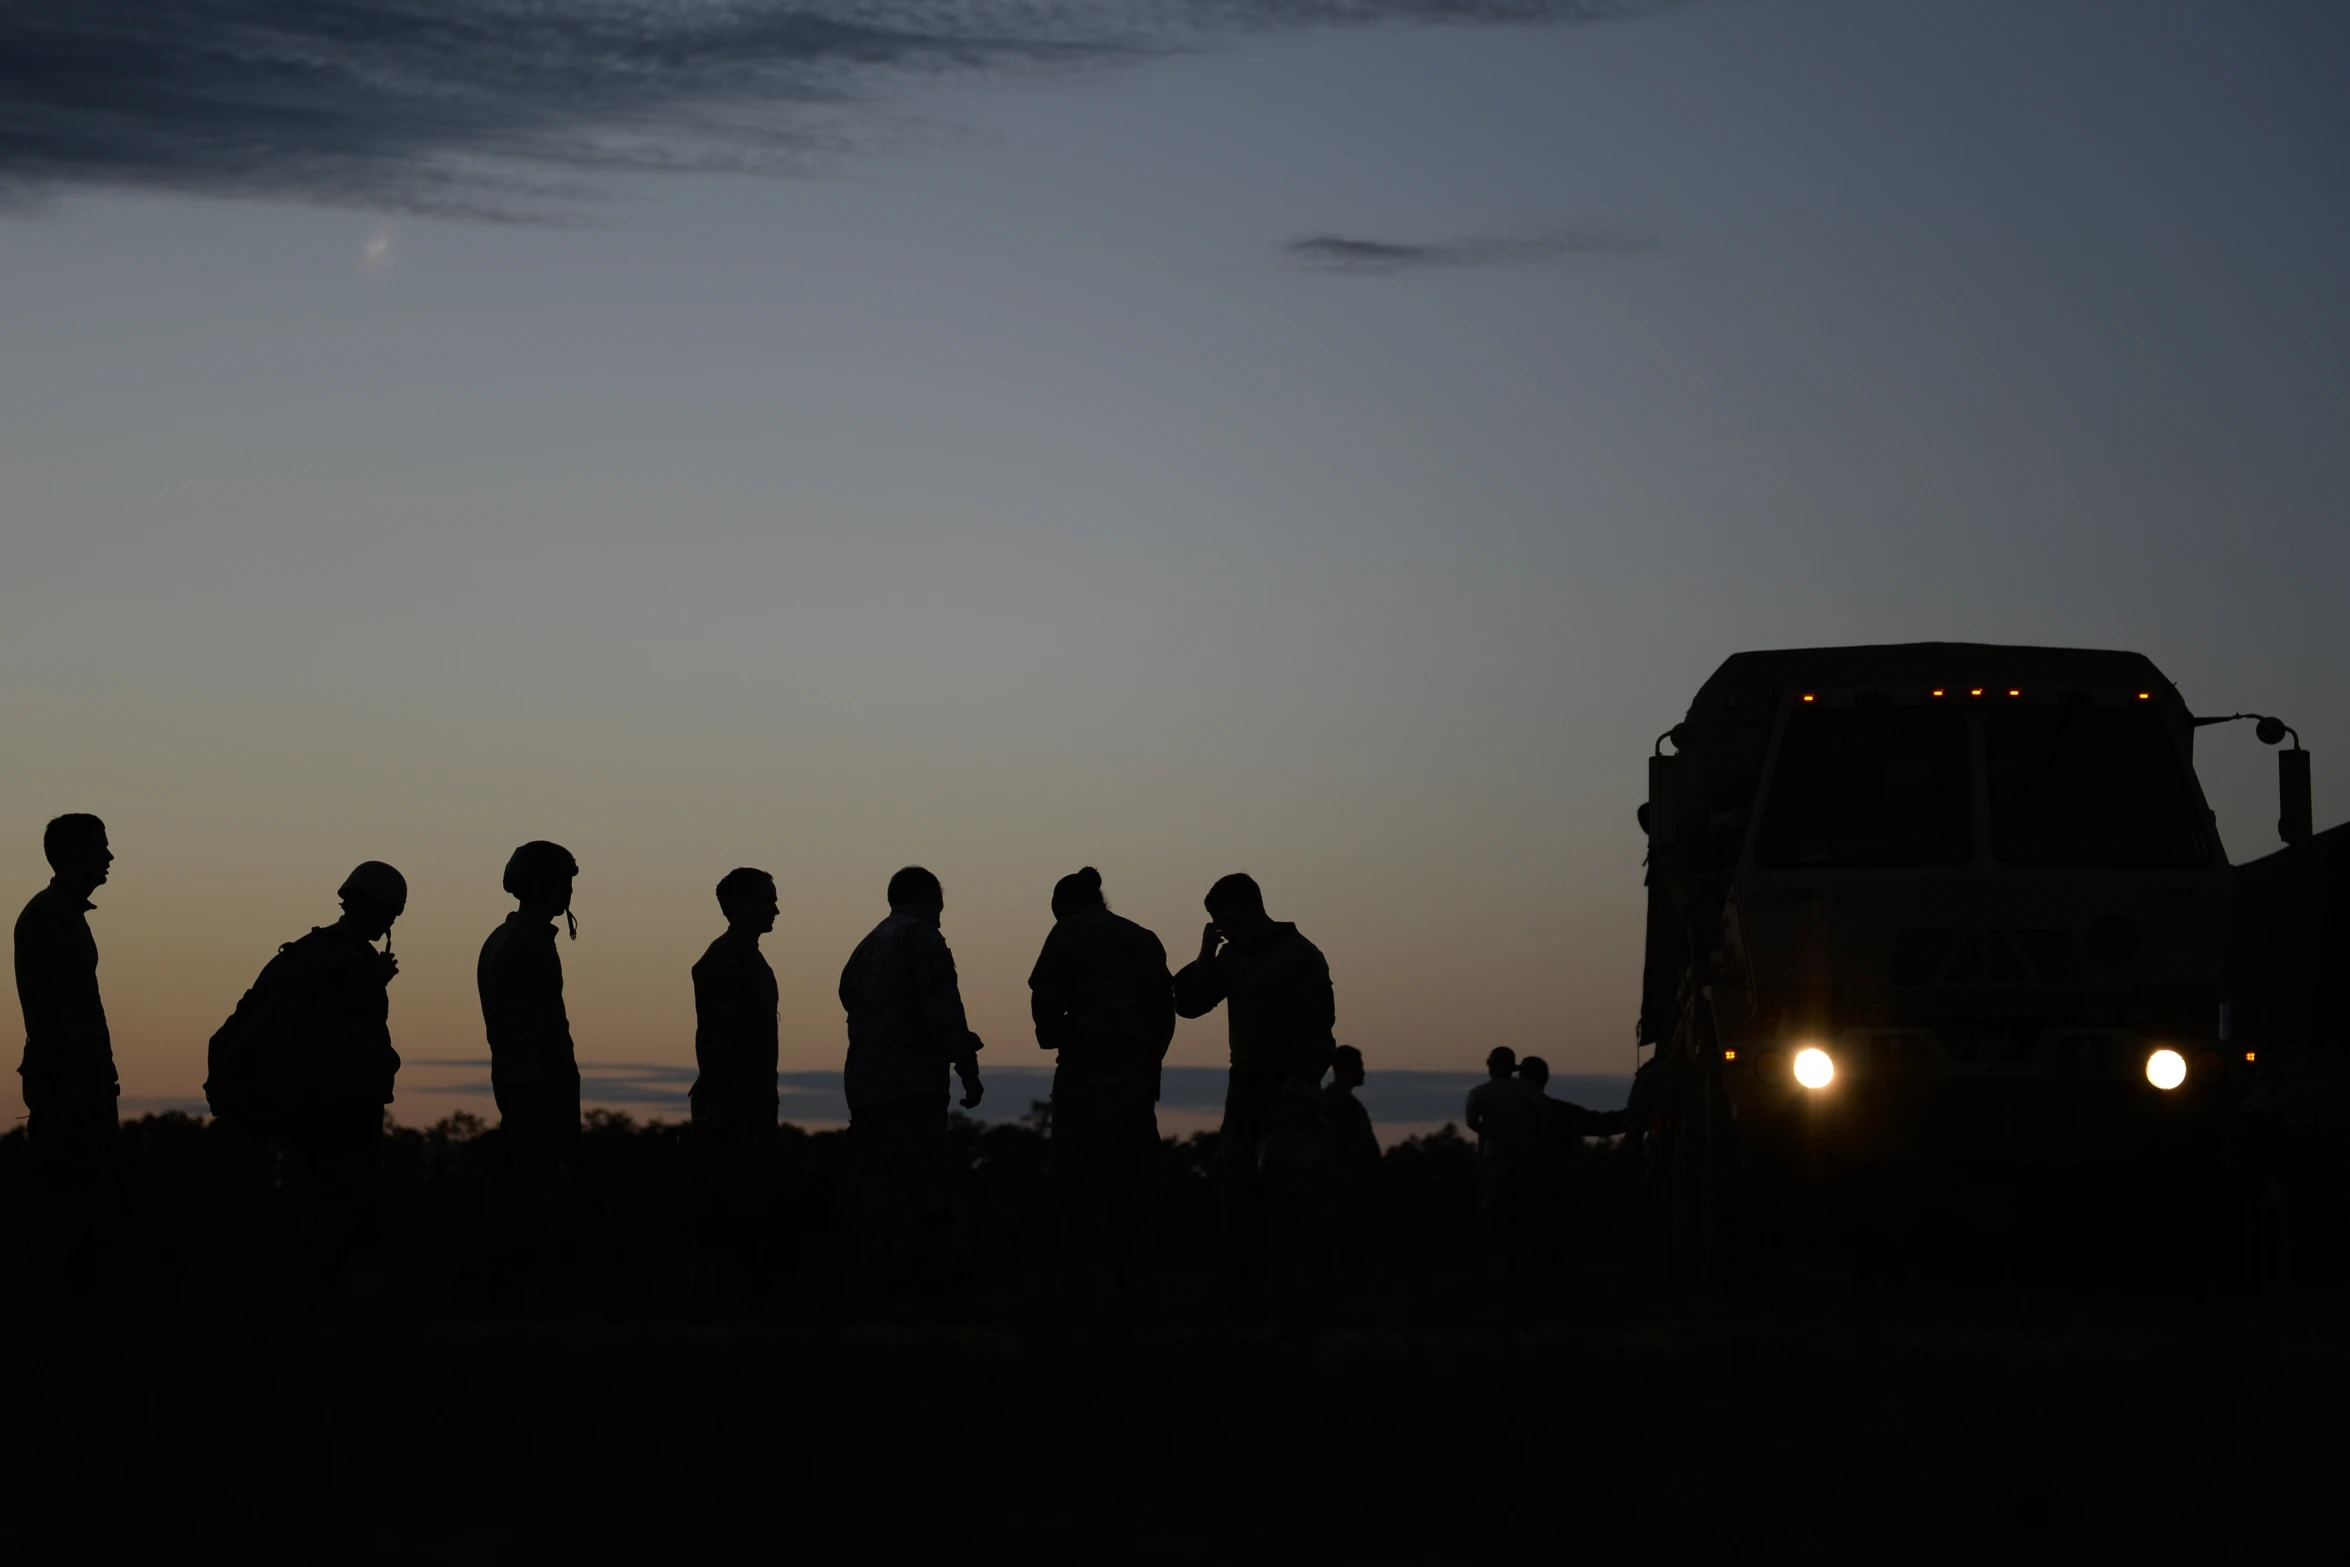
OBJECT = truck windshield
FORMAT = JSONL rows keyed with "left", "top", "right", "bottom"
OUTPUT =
{"left": 1987, "top": 709, "right": 2211, "bottom": 867}
{"left": 1753, "top": 711, "right": 1972, "bottom": 868}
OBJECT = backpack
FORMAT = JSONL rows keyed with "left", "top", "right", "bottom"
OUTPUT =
{"left": 203, "top": 939, "right": 327, "bottom": 1131}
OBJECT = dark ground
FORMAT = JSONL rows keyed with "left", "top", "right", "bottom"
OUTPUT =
{"left": 1, "top": 1113, "right": 2342, "bottom": 1563}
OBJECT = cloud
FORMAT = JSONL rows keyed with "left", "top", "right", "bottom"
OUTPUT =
{"left": 0, "top": 2, "right": 1670, "bottom": 218}
{"left": 1284, "top": 227, "right": 1658, "bottom": 272}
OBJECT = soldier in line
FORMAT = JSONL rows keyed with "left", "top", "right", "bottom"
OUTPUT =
{"left": 1321, "top": 1044, "right": 1381, "bottom": 1268}
{"left": 1464, "top": 1045, "right": 1545, "bottom": 1270}
{"left": 1173, "top": 873, "right": 1336, "bottom": 1306}
{"left": 689, "top": 866, "right": 782, "bottom": 1298}
{"left": 479, "top": 840, "right": 583, "bottom": 1238}
{"left": 13, "top": 813, "right": 121, "bottom": 1287}
{"left": 1517, "top": 1053, "right": 1628, "bottom": 1267}
{"left": 839, "top": 866, "right": 984, "bottom": 1282}
{"left": 1027, "top": 866, "right": 1174, "bottom": 1298}
{"left": 204, "top": 862, "right": 407, "bottom": 1276}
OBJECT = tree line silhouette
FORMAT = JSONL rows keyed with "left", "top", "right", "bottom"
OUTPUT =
{"left": 0, "top": 1100, "right": 1640, "bottom": 1291}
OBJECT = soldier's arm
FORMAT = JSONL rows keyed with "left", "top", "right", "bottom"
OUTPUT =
{"left": 1028, "top": 928, "right": 1073, "bottom": 1053}
{"left": 692, "top": 953, "right": 742, "bottom": 1068}
{"left": 13, "top": 910, "right": 80, "bottom": 1046}
{"left": 1143, "top": 934, "right": 1177, "bottom": 1059}
{"left": 483, "top": 944, "right": 554, "bottom": 1068}
{"left": 12, "top": 914, "right": 49, "bottom": 1041}
{"left": 1558, "top": 1102, "right": 1629, "bottom": 1138}
{"left": 1171, "top": 955, "right": 1225, "bottom": 1020}
{"left": 910, "top": 926, "right": 978, "bottom": 1059}
{"left": 1296, "top": 945, "right": 1338, "bottom": 1080}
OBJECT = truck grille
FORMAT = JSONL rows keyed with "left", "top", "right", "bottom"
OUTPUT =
{"left": 1889, "top": 928, "right": 2082, "bottom": 989}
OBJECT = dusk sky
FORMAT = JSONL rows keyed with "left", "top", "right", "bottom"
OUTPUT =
{"left": 5, "top": 0, "right": 2345, "bottom": 1125}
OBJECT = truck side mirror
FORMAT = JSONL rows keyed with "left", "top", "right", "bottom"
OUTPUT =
{"left": 2280, "top": 747, "right": 2313, "bottom": 845}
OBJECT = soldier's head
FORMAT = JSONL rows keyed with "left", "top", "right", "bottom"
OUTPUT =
{"left": 1331, "top": 1043, "right": 1365, "bottom": 1090}
{"left": 1203, "top": 872, "right": 1274, "bottom": 945}
{"left": 43, "top": 813, "right": 111, "bottom": 891}
{"left": 717, "top": 867, "right": 778, "bottom": 936}
{"left": 1051, "top": 866, "right": 1106, "bottom": 920}
{"left": 1486, "top": 1045, "right": 1517, "bottom": 1080}
{"left": 503, "top": 840, "right": 578, "bottom": 927}
{"left": 338, "top": 861, "right": 408, "bottom": 941}
{"left": 888, "top": 865, "right": 944, "bottom": 925}
{"left": 1518, "top": 1054, "right": 1550, "bottom": 1090}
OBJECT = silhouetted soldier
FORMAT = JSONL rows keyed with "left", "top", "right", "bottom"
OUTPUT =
{"left": 1173, "top": 873, "right": 1336, "bottom": 1305}
{"left": 1028, "top": 866, "right": 1174, "bottom": 1297}
{"left": 205, "top": 862, "right": 407, "bottom": 1275}
{"left": 1518, "top": 1054, "right": 1627, "bottom": 1267}
{"left": 14, "top": 813, "right": 120, "bottom": 1285}
{"left": 479, "top": 841, "right": 582, "bottom": 1236}
{"left": 689, "top": 867, "right": 781, "bottom": 1297}
{"left": 1322, "top": 1044, "right": 1381, "bottom": 1268}
{"left": 1465, "top": 1046, "right": 1544, "bottom": 1268}
{"left": 839, "top": 866, "right": 983, "bottom": 1281}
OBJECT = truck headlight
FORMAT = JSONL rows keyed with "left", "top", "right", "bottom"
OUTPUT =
{"left": 2145, "top": 1048, "right": 2186, "bottom": 1091}
{"left": 1793, "top": 1047, "right": 1835, "bottom": 1090}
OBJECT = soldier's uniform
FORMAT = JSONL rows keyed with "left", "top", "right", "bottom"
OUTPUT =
{"left": 14, "top": 878, "right": 120, "bottom": 1274}
{"left": 839, "top": 909, "right": 982, "bottom": 1273}
{"left": 479, "top": 911, "right": 580, "bottom": 1173}
{"left": 1466, "top": 1073, "right": 1546, "bottom": 1262}
{"left": 1532, "top": 1090, "right": 1629, "bottom": 1265}
{"left": 690, "top": 927, "right": 781, "bottom": 1281}
{"left": 258, "top": 924, "right": 401, "bottom": 1260}
{"left": 1173, "top": 924, "right": 1337, "bottom": 1296}
{"left": 1029, "top": 906, "right": 1175, "bottom": 1288}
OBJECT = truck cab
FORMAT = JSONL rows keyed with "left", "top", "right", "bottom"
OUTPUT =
{"left": 1642, "top": 643, "right": 2259, "bottom": 1269}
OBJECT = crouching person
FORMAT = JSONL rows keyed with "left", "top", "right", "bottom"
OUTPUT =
{"left": 205, "top": 862, "right": 406, "bottom": 1280}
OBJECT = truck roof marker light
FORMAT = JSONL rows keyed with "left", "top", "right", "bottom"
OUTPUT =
{"left": 1969, "top": 687, "right": 1984, "bottom": 697}
{"left": 1723, "top": 1049, "right": 1737, "bottom": 1061}
{"left": 1930, "top": 688, "right": 1945, "bottom": 698}
{"left": 1801, "top": 693, "right": 1815, "bottom": 704}
{"left": 2007, "top": 689, "right": 2022, "bottom": 698}
{"left": 2138, "top": 692, "right": 2152, "bottom": 701}
{"left": 2245, "top": 1051, "right": 2257, "bottom": 1064}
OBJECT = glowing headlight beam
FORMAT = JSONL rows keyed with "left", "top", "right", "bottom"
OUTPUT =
{"left": 1793, "top": 1047, "right": 1835, "bottom": 1090}
{"left": 2145, "top": 1048, "right": 2187, "bottom": 1091}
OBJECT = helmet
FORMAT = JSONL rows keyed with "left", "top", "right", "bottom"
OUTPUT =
{"left": 338, "top": 861, "right": 408, "bottom": 917}
{"left": 502, "top": 840, "right": 578, "bottom": 902}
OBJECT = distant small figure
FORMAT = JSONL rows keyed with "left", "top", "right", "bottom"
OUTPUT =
{"left": 1517, "top": 1053, "right": 1628, "bottom": 1266}
{"left": 839, "top": 866, "right": 984, "bottom": 1280}
{"left": 1028, "top": 866, "right": 1174, "bottom": 1297}
{"left": 205, "top": 862, "right": 407, "bottom": 1275}
{"left": 1322, "top": 1045, "right": 1380, "bottom": 1181}
{"left": 689, "top": 867, "right": 781, "bottom": 1297}
{"left": 13, "top": 814, "right": 121, "bottom": 1284}
{"left": 1173, "top": 872, "right": 1336, "bottom": 1304}
{"left": 1464, "top": 1046, "right": 1545, "bottom": 1267}
{"left": 1321, "top": 1044, "right": 1381, "bottom": 1265}
{"left": 479, "top": 841, "right": 583, "bottom": 1233}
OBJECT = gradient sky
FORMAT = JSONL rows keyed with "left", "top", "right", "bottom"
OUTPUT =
{"left": 4, "top": 0, "right": 2346, "bottom": 1124}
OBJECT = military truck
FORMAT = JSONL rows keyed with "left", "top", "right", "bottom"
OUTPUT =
{"left": 1637, "top": 642, "right": 2315, "bottom": 1277}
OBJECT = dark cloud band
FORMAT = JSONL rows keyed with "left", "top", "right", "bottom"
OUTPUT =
{"left": 0, "top": 2, "right": 1670, "bottom": 217}
{"left": 1285, "top": 228, "right": 1658, "bottom": 272}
